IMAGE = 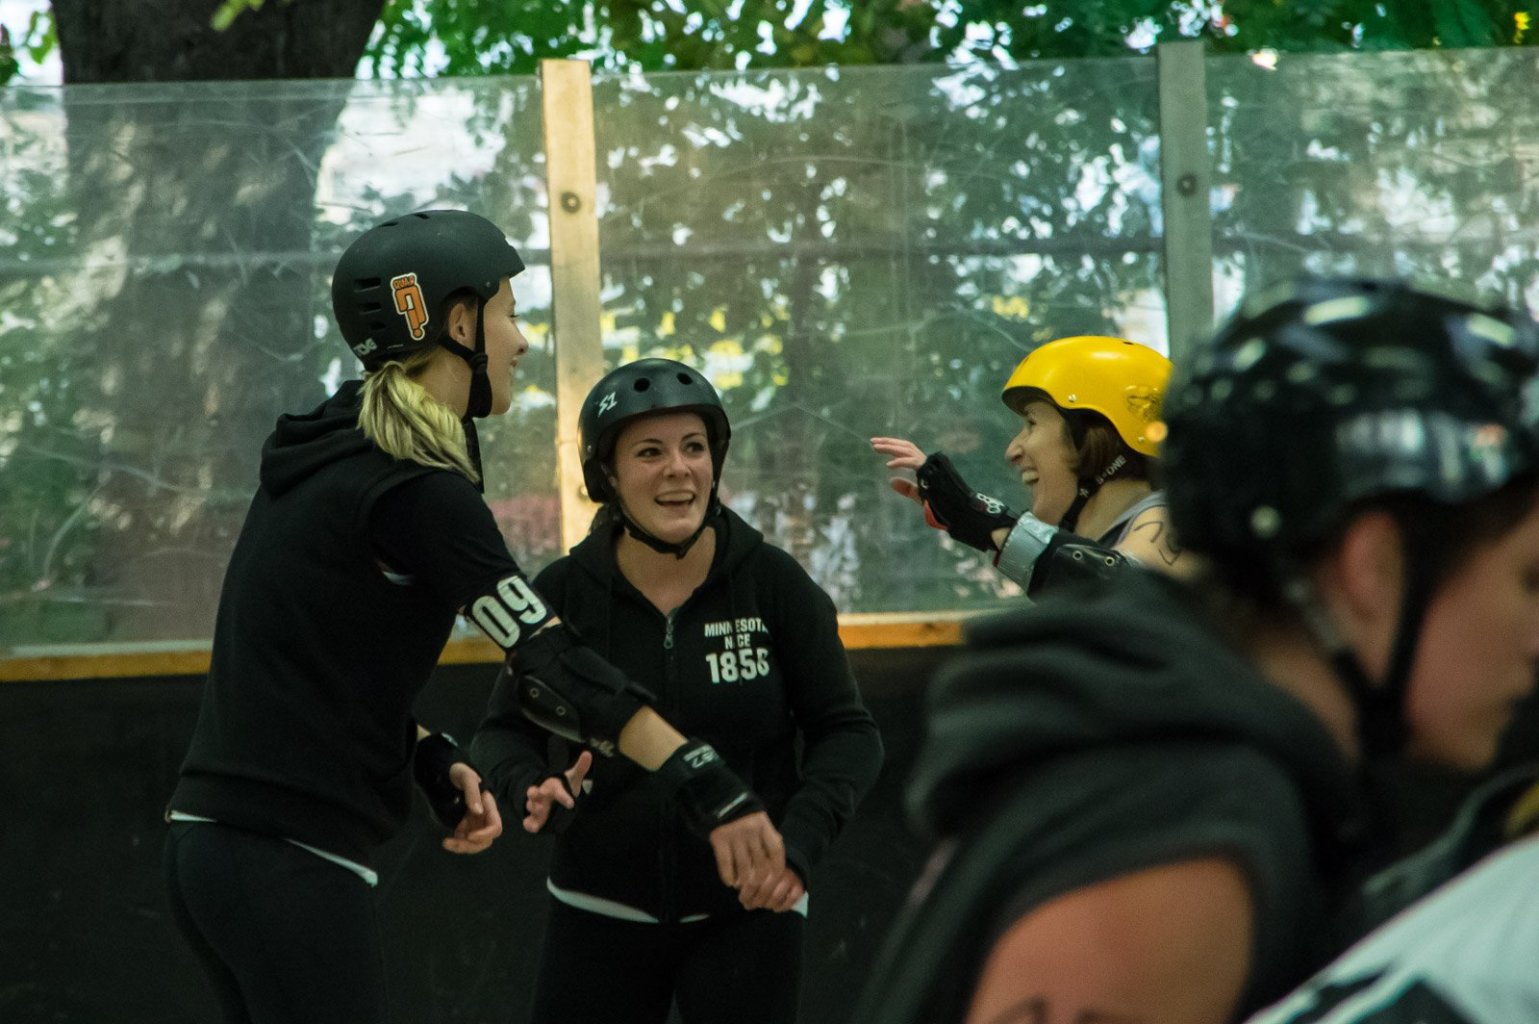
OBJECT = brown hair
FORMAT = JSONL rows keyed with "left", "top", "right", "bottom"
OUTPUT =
{"left": 1067, "top": 413, "right": 1152, "bottom": 485}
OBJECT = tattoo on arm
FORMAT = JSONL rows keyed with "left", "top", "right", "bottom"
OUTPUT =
{"left": 1129, "top": 518, "right": 1182, "bottom": 567}
{"left": 983, "top": 998, "right": 1147, "bottom": 1024}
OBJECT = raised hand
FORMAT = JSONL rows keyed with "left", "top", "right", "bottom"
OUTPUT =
{"left": 870, "top": 436, "right": 926, "bottom": 503}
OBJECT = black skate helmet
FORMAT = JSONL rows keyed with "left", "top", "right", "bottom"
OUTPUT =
{"left": 331, "top": 209, "right": 524, "bottom": 418}
{"left": 579, "top": 358, "right": 731, "bottom": 555}
{"left": 1163, "top": 275, "right": 1539, "bottom": 753}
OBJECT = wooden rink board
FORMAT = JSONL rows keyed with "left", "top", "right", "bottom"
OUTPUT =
{"left": 0, "top": 611, "right": 973, "bottom": 683}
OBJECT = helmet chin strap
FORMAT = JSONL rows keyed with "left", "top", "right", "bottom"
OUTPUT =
{"left": 1282, "top": 562, "right": 1432, "bottom": 761}
{"left": 438, "top": 297, "right": 493, "bottom": 420}
{"left": 430, "top": 300, "right": 492, "bottom": 491}
{"left": 1060, "top": 453, "right": 1130, "bottom": 534}
{"left": 616, "top": 494, "right": 721, "bottom": 559}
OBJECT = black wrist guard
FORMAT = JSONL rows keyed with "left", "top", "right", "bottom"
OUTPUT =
{"left": 655, "top": 739, "right": 765, "bottom": 837}
{"left": 512, "top": 624, "right": 657, "bottom": 758}
{"left": 916, "top": 452, "right": 1018, "bottom": 553}
{"left": 414, "top": 732, "right": 469, "bottom": 830}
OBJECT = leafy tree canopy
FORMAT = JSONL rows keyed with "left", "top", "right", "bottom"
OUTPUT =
{"left": 356, "top": 0, "right": 1539, "bottom": 75}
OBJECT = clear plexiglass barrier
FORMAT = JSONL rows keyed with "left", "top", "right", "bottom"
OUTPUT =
{"left": 3, "top": 49, "right": 1535, "bottom": 650}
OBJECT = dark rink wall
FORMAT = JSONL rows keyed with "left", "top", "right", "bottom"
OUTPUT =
{"left": 0, "top": 646, "right": 951, "bottom": 1024}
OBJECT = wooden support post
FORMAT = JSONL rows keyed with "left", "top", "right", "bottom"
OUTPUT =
{"left": 540, "top": 58, "right": 607, "bottom": 553}
{"left": 1157, "top": 40, "right": 1215, "bottom": 366}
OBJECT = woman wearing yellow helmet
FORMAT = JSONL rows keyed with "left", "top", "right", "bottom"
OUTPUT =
{"left": 871, "top": 335, "right": 1183, "bottom": 595}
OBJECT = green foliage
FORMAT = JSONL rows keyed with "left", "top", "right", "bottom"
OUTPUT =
{"left": 359, "top": 0, "right": 1539, "bottom": 79}
{"left": 0, "top": 29, "right": 15, "bottom": 86}
{"left": 6, "top": 1, "right": 1538, "bottom": 87}
{"left": 0, "top": 92, "right": 98, "bottom": 640}
{"left": 363, "top": 0, "right": 937, "bottom": 77}
{"left": 0, "top": 9, "right": 55, "bottom": 85}
{"left": 210, "top": 0, "right": 287, "bottom": 33}
{"left": 911, "top": 0, "right": 1539, "bottom": 59}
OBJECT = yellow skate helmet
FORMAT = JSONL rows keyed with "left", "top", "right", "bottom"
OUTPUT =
{"left": 1000, "top": 335, "right": 1171, "bottom": 457}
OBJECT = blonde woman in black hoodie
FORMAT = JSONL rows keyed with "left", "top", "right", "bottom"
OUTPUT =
{"left": 163, "top": 215, "right": 779, "bottom": 1024}
{"left": 472, "top": 357, "right": 884, "bottom": 1024}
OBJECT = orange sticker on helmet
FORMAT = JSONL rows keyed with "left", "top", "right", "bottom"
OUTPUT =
{"left": 390, "top": 273, "right": 429, "bottom": 342}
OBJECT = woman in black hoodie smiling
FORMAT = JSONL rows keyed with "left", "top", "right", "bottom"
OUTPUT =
{"left": 472, "top": 357, "right": 884, "bottom": 1024}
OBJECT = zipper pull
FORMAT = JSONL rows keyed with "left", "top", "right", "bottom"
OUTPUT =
{"left": 664, "top": 614, "right": 675, "bottom": 650}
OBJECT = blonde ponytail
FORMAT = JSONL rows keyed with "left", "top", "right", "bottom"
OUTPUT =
{"left": 359, "top": 350, "right": 480, "bottom": 483}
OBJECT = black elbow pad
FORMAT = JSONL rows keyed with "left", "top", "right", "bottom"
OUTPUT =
{"left": 509, "top": 624, "right": 657, "bottom": 758}
{"left": 1026, "top": 533, "right": 1138, "bottom": 598}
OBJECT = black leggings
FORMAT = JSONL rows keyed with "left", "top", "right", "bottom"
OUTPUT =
{"left": 162, "top": 822, "right": 387, "bottom": 1024}
{"left": 528, "top": 897, "right": 805, "bottom": 1024}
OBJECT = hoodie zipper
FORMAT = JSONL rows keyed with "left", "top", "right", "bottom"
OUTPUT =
{"left": 660, "top": 606, "right": 681, "bottom": 924}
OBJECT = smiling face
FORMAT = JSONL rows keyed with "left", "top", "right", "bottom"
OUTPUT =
{"left": 480, "top": 277, "right": 528, "bottom": 416}
{"left": 609, "top": 411, "right": 714, "bottom": 544}
{"left": 1004, "top": 398, "right": 1080, "bottom": 525}
{"left": 1404, "top": 496, "right": 1539, "bottom": 769}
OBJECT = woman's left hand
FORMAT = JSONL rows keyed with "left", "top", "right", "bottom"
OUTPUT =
{"left": 442, "top": 762, "right": 503, "bottom": 854}
{"left": 738, "top": 865, "right": 805, "bottom": 913}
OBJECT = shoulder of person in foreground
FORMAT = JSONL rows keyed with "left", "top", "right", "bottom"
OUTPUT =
{"left": 968, "top": 855, "right": 1256, "bottom": 1024}
{"left": 873, "top": 568, "right": 1362, "bottom": 1022}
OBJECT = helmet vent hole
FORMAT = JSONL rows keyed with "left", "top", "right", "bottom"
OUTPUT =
{"left": 355, "top": 277, "right": 381, "bottom": 289}
{"left": 360, "top": 302, "right": 382, "bottom": 313}
{"left": 677, "top": 373, "right": 694, "bottom": 385}
{"left": 633, "top": 379, "right": 652, "bottom": 393}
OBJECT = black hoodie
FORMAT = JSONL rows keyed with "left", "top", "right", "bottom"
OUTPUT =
{"left": 854, "top": 570, "right": 1364, "bottom": 1024}
{"left": 170, "top": 382, "right": 525, "bottom": 866}
{"left": 471, "top": 508, "right": 884, "bottom": 921}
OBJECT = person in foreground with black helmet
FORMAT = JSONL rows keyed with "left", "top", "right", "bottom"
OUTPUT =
{"left": 852, "top": 276, "right": 1539, "bottom": 1024}
{"left": 163, "top": 213, "right": 778, "bottom": 1024}
{"left": 871, "top": 334, "right": 1185, "bottom": 598}
{"left": 471, "top": 357, "right": 884, "bottom": 1024}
